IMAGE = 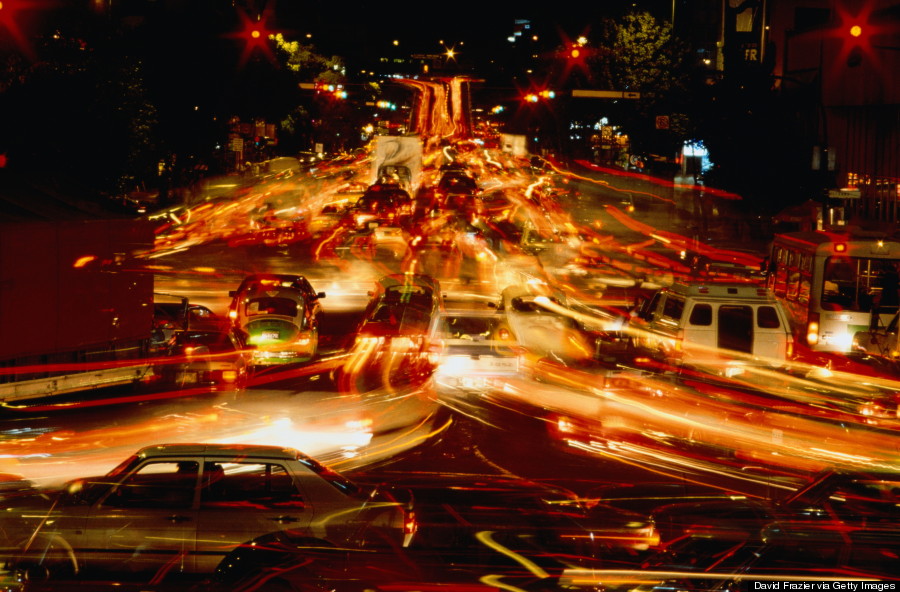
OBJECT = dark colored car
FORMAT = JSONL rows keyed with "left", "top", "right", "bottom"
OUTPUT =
{"left": 435, "top": 171, "right": 482, "bottom": 220}
{"left": 594, "top": 468, "right": 900, "bottom": 550}
{"left": 577, "top": 523, "right": 900, "bottom": 591}
{"left": 205, "top": 474, "right": 657, "bottom": 592}
{"left": 349, "top": 274, "right": 444, "bottom": 384}
{"left": 344, "top": 184, "right": 414, "bottom": 230}
{"left": 151, "top": 297, "right": 219, "bottom": 355}
{"left": 153, "top": 325, "right": 252, "bottom": 391}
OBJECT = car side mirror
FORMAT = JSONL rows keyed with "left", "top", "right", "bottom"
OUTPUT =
{"left": 317, "top": 292, "right": 326, "bottom": 299}
{"left": 228, "top": 290, "right": 236, "bottom": 297}
{"left": 487, "top": 302, "right": 497, "bottom": 309}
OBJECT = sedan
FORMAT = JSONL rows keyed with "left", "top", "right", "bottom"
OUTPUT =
{"left": 592, "top": 467, "right": 900, "bottom": 549}
{"left": 494, "top": 284, "right": 594, "bottom": 362}
{"left": 7, "top": 444, "right": 415, "bottom": 583}
{"left": 427, "top": 310, "right": 524, "bottom": 396}
{"left": 206, "top": 474, "right": 658, "bottom": 592}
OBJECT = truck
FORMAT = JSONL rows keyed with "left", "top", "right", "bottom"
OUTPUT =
{"left": 371, "top": 135, "right": 423, "bottom": 193}
{"left": 0, "top": 219, "right": 156, "bottom": 403}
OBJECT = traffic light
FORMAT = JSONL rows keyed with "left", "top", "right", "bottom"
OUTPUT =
{"left": 523, "top": 89, "right": 555, "bottom": 103}
{"left": 227, "top": 8, "right": 277, "bottom": 66}
{"left": 846, "top": 23, "right": 865, "bottom": 67}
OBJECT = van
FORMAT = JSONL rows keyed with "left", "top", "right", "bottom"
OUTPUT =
{"left": 630, "top": 282, "right": 793, "bottom": 367}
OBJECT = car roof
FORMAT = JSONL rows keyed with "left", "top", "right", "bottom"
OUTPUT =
{"left": 236, "top": 275, "right": 312, "bottom": 293}
{"left": 667, "top": 282, "right": 776, "bottom": 301}
{"left": 135, "top": 443, "right": 303, "bottom": 461}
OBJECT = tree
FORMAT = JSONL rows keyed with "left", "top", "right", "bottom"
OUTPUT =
{"left": 268, "top": 33, "right": 349, "bottom": 152}
{"left": 0, "top": 10, "right": 160, "bottom": 201}
{"left": 592, "top": 12, "right": 693, "bottom": 158}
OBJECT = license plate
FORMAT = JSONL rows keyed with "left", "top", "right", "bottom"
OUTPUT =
{"left": 482, "top": 358, "right": 517, "bottom": 371}
{"left": 261, "top": 330, "right": 280, "bottom": 340}
{"left": 461, "top": 377, "right": 487, "bottom": 389}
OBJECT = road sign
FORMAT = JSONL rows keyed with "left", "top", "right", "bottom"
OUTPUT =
{"left": 655, "top": 115, "right": 670, "bottom": 129}
{"left": 828, "top": 188, "right": 861, "bottom": 199}
{"left": 571, "top": 90, "right": 641, "bottom": 99}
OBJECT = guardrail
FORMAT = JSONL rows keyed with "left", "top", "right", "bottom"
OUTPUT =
{"left": 0, "top": 364, "right": 154, "bottom": 403}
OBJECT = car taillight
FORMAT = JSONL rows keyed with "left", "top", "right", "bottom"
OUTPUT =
{"left": 220, "top": 370, "right": 238, "bottom": 383}
{"left": 296, "top": 331, "right": 313, "bottom": 346}
{"left": 402, "top": 509, "right": 417, "bottom": 547}
{"left": 806, "top": 313, "right": 820, "bottom": 346}
{"left": 498, "top": 328, "right": 511, "bottom": 340}
{"left": 786, "top": 333, "right": 794, "bottom": 359}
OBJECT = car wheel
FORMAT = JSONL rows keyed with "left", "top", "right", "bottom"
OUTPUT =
{"left": 14, "top": 536, "right": 78, "bottom": 581}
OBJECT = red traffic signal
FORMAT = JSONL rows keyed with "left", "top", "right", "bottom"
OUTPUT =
{"left": 226, "top": 8, "right": 278, "bottom": 66}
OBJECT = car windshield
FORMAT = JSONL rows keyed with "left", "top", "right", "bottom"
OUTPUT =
{"left": 246, "top": 297, "right": 300, "bottom": 317}
{"left": 372, "top": 304, "right": 430, "bottom": 325}
{"left": 296, "top": 455, "right": 361, "bottom": 497}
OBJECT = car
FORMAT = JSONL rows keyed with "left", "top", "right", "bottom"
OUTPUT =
{"left": 207, "top": 474, "right": 657, "bottom": 592}
{"left": 369, "top": 225, "right": 411, "bottom": 260}
{"left": 150, "top": 296, "right": 219, "bottom": 355}
{"left": 569, "top": 524, "right": 900, "bottom": 592}
{"left": 427, "top": 310, "right": 524, "bottom": 396}
{"left": 493, "top": 283, "right": 594, "bottom": 362}
{"left": 227, "top": 274, "right": 326, "bottom": 367}
{"left": 350, "top": 274, "right": 444, "bottom": 384}
{"left": 153, "top": 325, "right": 252, "bottom": 391}
{"left": 434, "top": 171, "right": 482, "bottom": 220}
{"left": 344, "top": 184, "right": 414, "bottom": 230}
{"left": 596, "top": 467, "right": 900, "bottom": 550}
{"left": 8, "top": 444, "right": 416, "bottom": 582}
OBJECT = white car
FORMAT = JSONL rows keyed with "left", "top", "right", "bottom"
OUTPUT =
{"left": 494, "top": 284, "right": 593, "bottom": 361}
{"left": 428, "top": 310, "right": 523, "bottom": 395}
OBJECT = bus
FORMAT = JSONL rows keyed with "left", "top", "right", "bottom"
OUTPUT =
{"left": 766, "top": 229, "right": 900, "bottom": 353}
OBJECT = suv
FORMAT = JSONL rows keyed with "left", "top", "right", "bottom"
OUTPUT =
{"left": 630, "top": 282, "right": 793, "bottom": 367}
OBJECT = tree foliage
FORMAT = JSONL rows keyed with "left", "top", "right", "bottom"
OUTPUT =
{"left": 0, "top": 21, "right": 160, "bottom": 199}
{"left": 592, "top": 11, "right": 693, "bottom": 156}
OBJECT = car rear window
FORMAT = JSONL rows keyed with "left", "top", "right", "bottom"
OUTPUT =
{"left": 247, "top": 297, "right": 300, "bottom": 317}
{"left": 757, "top": 305, "right": 782, "bottom": 328}
{"left": 437, "top": 316, "right": 501, "bottom": 339}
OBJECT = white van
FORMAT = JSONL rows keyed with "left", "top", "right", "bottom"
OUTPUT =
{"left": 630, "top": 282, "right": 793, "bottom": 367}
